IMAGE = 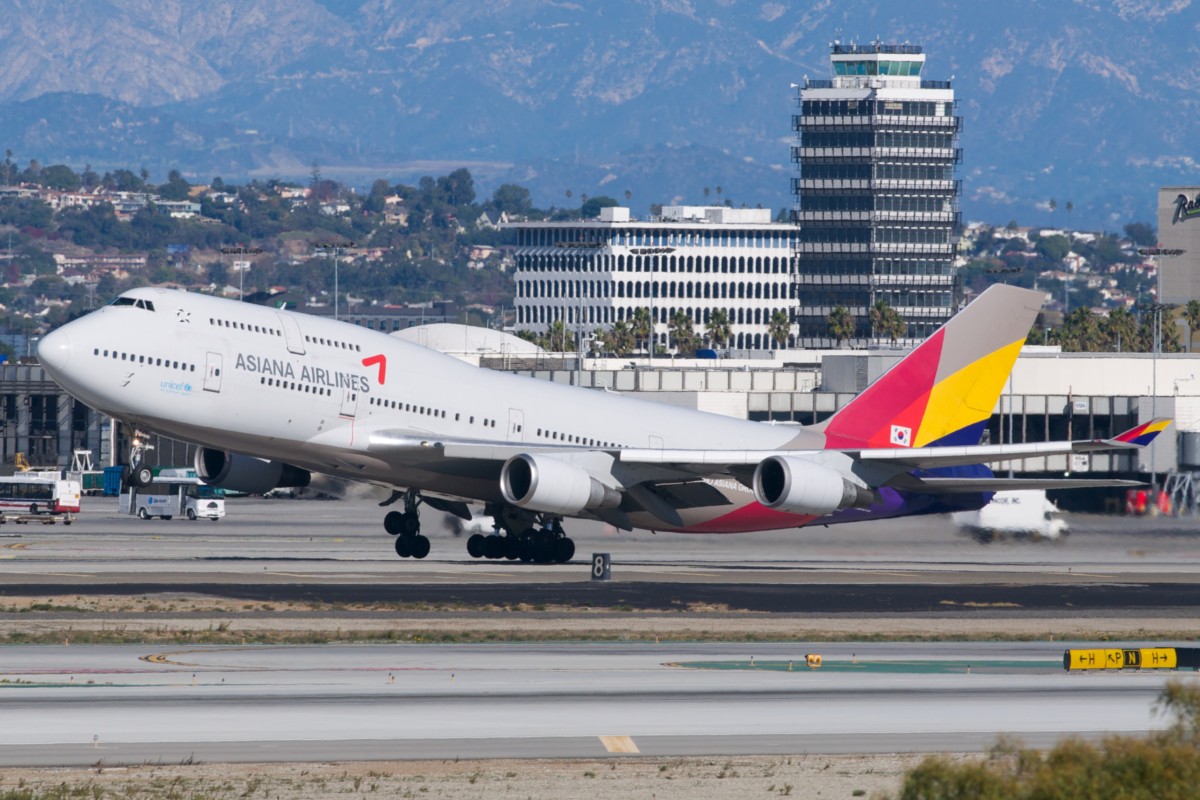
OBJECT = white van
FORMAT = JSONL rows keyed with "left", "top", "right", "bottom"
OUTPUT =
{"left": 120, "top": 474, "right": 225, "bottom": 521}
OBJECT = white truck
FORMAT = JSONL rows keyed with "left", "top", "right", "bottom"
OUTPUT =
{"left": 119, "top": 469, "right": 226, "bottom": 521}
{"left": 952, "top": 489, "right": 1067, "bottom": 543}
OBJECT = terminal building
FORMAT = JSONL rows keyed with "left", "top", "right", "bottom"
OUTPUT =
{"left": 791, "top": 42, "right": 961, "bottom": 347}
{"left": 508, "top": 205, "right": 796, "bottom": 351}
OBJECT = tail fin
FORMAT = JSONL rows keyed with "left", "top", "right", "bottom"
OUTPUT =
{"left": 817, "top": 284, "right": 1046, "bottom": 449}
{"left": 1112, "top": 418, "right": 1171, "bottom": 447}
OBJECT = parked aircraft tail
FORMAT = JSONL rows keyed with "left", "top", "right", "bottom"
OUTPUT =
{"left": 817, "top": 284, "right": 1047, "bottom": 450}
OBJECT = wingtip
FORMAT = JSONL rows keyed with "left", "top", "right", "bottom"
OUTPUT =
{"left": 1112, "top": 417, "right": 1172, "bottom": 446}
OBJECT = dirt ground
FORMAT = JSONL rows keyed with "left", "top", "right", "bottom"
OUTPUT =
{"left": 0, "top": 753, "right": 971, "bottom": 800}
{"left": 0, "top": 593, "right": 1196, "bottom": 644}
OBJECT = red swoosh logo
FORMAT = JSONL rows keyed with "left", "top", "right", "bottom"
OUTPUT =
{"left": 362, "top": 354, "right": 386, "bottom": 385}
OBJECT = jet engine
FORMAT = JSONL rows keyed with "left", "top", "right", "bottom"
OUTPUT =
{"left": 194, "top": 448, "right": 311, "bottom": 496}
{"left": 500, "top": 453, "right": 621, "bottom": 515}
{"left": 753, "top": 455, "right": 874, "bottom": 516}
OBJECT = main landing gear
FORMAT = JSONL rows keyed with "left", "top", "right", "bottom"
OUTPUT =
{"left": 465, "top": 508, "right": 575, "bottom": 564}
{"left": 383, "top": 490, "right": 430, "bottom": 559}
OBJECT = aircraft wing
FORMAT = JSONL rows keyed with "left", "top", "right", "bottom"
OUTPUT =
{"left": 373, "top": 418, "right": 1170, "bottom": 482}
{"left": 886, "top": 476, "right": 1145, "bottom": 494}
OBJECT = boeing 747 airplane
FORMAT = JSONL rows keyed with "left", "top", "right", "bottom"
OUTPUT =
{"left": 37, "top": 284, "right": 1167, "bottom": 563}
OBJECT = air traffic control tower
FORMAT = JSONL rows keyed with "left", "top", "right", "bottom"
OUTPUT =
{"left": 791, "top": 42, "right": 961, "bottom": 347}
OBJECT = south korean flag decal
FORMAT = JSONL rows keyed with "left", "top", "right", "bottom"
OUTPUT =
{"left": 890, "top": 424, "right": 912, "bottom": 447}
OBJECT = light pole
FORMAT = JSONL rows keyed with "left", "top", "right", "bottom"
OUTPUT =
{"left": 1144, "top": 302, "right": 1171, "bottom": 493}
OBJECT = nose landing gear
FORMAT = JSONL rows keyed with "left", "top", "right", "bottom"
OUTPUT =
{"left": 383, "top": 490, "right": 430, "bottom": 559}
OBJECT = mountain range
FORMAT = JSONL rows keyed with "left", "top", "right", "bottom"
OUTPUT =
{"left": 0, "top": 0, "right": 1196, "bottom": 229}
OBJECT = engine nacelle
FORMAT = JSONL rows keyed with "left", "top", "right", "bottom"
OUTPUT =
{"left": 753, "top": 455, "right": 874, "bottom": 516}
{"left": 194, "top": 448, "right": 311, "bottom": 496}
{"left": 500, "top": 453, "right": 621, "bottom": 515}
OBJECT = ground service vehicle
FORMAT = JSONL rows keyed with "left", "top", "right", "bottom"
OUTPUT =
{"left": 119, "top": 471, "right": 225, "bottom": 520}
{"left": 0, "top": 473, "right": 82, "bottom": 517}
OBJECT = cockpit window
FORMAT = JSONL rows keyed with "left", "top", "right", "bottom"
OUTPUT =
{"left": 108, "top": 296, "right": 155, "bottom": 311}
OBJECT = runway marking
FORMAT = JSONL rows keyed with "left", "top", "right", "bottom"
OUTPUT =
{"left": 22, "top": 572, "right": 91, "bottom": 577}
{"left": 599, "top": 735, "right": 639, "bottom": 754}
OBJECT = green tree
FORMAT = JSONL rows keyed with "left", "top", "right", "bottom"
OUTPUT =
{"left": 1059, "top": 307, "right": 1105, "bottom": 352}
{"left": 1035, "top": 234, "right": 1071, "bottom": 262}
{"left": 543, "top": 319, "right": 574, "bottom": 352}
{"left": 767, "top": 309, "right": 791, "bottom": 348}
{"left": 40, "top": 164, "right": 80, "bottom": 191}
{"left": 1183, "top": 300, "right": 1200, "bottom": 352}
{"left": 705, "top": 308, "right": 732, "bottom": 349}
{"left": 827, "top": 305, "right": 855, "bottom": 346}
{"left": 599, "top": 321, "right": 635, "bottom": 356}
{"left": 490, "top": 184, "right": 532, "bottom": 216}
{"left": 1124, "top": 221, "right": 1156, "bottom": 248}
{"left": 869, "top": 299, "right": 907, "bottom": 345}
{"left": 668, "top": 310, "right": 698, "bottom": 354}
{"left": 1103, "top": 306, "right": 1139, "bottom": 352}
{"left": 581, "top": 195, "right": 619, "bottom": 219}
{"left": 158, "top": 169, "right": 191, "bottom": 201}
{"left": 631, "top": 307, "right": 653, "bottom": 352}
{"left": 1139, "top": 306, "right": 1182, "bottom": 353}
{"left": 438, "top": 168, "right": 475, "bottom": 207}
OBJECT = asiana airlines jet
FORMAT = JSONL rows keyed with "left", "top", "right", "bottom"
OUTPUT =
{"left": 38, "top": 284, "right": 1167, "bottom": 563}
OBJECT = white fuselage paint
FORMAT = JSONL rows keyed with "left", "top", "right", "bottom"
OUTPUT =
{"left": 39, "top": 288, "right": 820, "bottom": 532}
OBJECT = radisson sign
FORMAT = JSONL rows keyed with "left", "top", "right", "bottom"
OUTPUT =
{"left": 1172, "top": 192, "right": 1200, "bottom": 224}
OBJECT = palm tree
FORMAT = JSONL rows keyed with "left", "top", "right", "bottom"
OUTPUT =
{"left": 1183, "top": 300, "right": 1200, "bottom": 352}
{"left": 1048, "top": 197, "right": 1057, "bottom": 226}
{"left": 827, "top": 306, "right": 855, "bottom": 347}
{"left": 1104, "top": 306, "right": 1138, "bottom": 352}
{"left": 1060, "top": 307, "right": 1104, "bottom": 352}
{"left": 767, "top": 309, "right": 791, "bottom": 349}
{"left": 601, "top": 321, "right": 635, "bottom": 356}
{"left": 544, "top": 319, "right": 574, "bottom": 352}
{"left": 630, "top": 307, "right": 652, "bottom": 352}
{"left": 869, "top": 299, "right": 907, "bottom": 345}
{"left": 669, "top": 310, "right": 698, "bottom": 354}
{"left": 705, "top": 309, "right": 732, "bottom": 349}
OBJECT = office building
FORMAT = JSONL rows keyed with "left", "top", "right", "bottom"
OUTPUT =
{"left": 508, "top": 206, "right": 795, "bottom": 351}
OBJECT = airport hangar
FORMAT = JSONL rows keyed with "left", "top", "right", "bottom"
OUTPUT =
{"left": 6, "top": 337, "right": 1199, "bottom": 508}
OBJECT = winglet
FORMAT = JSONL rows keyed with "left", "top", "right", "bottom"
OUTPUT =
{"left": 1112, "top": 418, "right": 1172, "bottom": 447}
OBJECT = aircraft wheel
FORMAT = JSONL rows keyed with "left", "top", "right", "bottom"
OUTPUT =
{"left": 383, "top": 511, "right": 403, "bottom": 535}
{"left": 466, "top": 533, "right": 486, "bottom": 559}
{"left": 503, "top": 536, "right": 521, "bottom": 560}
{"left": 553, "top": 537, "right": 575, "bottom": 564}
{"left": 483, "top": 536, "right": 504, "bottom": 559}
{"left": 400, "top": 512, "right": 421, "bottom": 535}
{"left": 411, "top": 535, "right": 431, "bottom": 559}
{"left": 131, "top": 464, "right": 153, "bottom": 487}
{"left": 394, "top": 535, "right": 413, "bottom": 558}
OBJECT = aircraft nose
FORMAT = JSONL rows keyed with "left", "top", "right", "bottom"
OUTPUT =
{"left": 37, "top": 327, "right": 72, "bottom": 376}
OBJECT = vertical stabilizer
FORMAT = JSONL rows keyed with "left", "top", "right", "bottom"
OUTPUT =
{"left": 817, "top": 285, "right": 1046, "bottom": 449}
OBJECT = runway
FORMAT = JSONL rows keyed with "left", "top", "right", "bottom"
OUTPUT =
{"left": 1, "top": 496, "right": 1198, "bottom": 768}
{"left": 2, "top": 496, "right": 1200, "bottom": 613}
{"left": 0, "top": 641, "right": 1185, "bottom": 767}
